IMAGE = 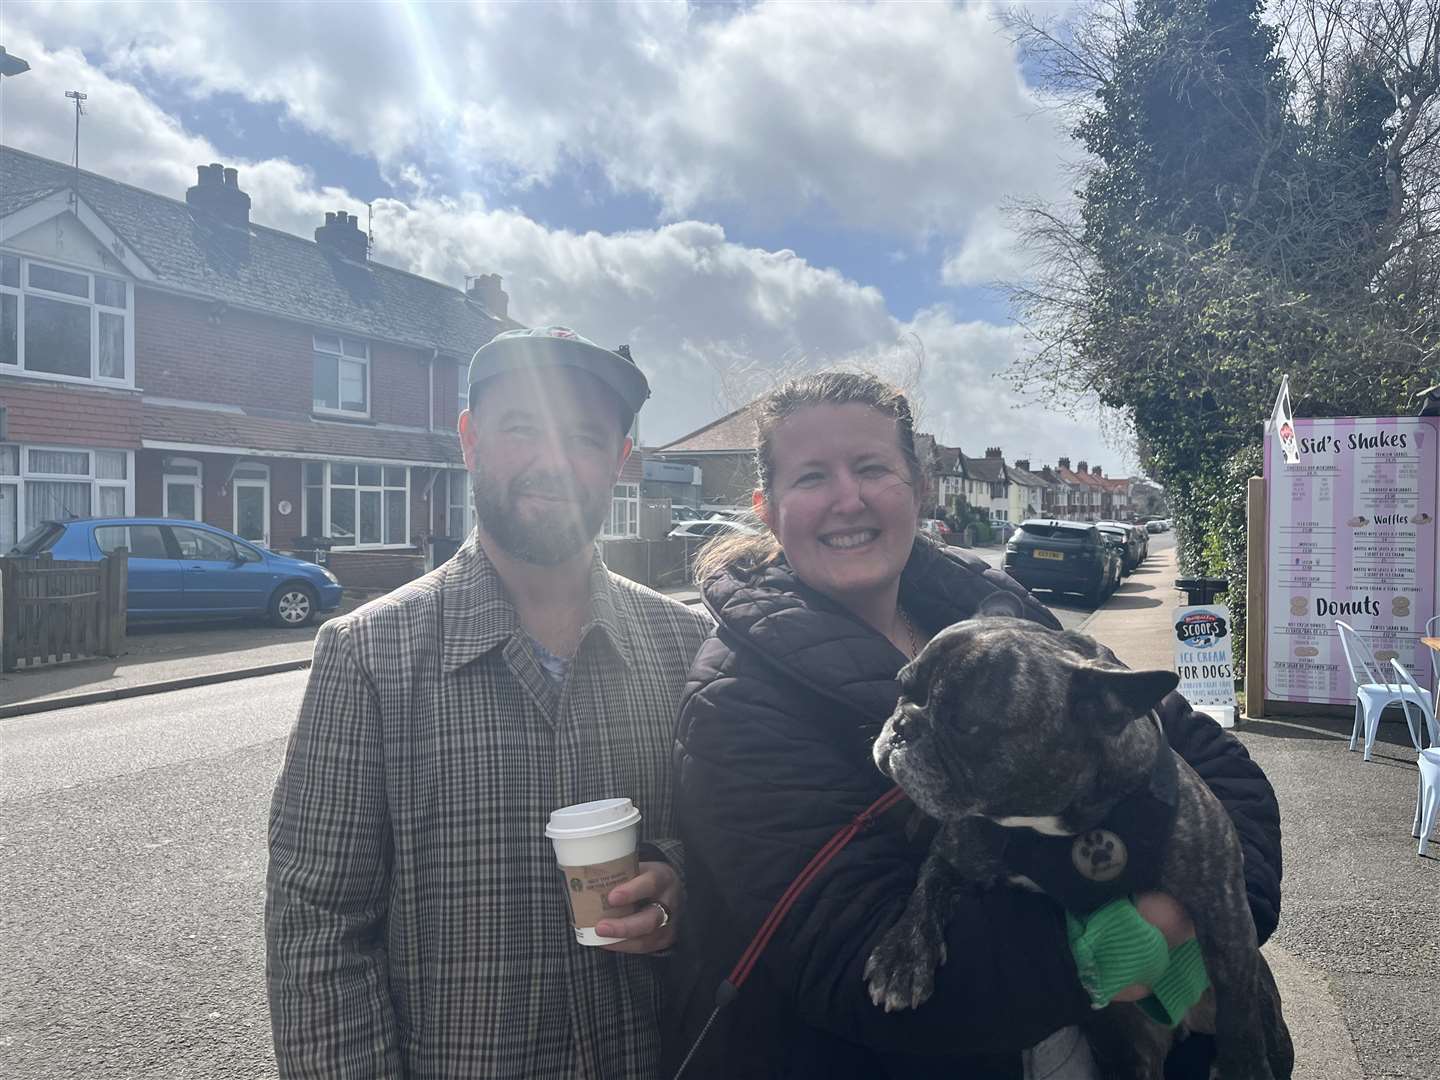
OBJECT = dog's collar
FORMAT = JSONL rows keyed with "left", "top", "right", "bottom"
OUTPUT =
{"left": 987, "top": 742, "right": 1180, "bottom": 914}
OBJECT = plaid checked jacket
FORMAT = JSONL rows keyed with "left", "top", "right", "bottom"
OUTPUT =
{"left": 265, "top": 535, "right": 712, "bottom": 1079}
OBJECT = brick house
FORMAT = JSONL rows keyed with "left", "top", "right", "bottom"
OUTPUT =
{"left": 648, "top": 401, "right": 764, "bottom": 510}
{"left": 1006, "top": 459, "right": 1050, "bottom": 524}
{"left": 1054, "top": 458, "right": 1104, "bottom": 520}
{"left": 1, "top": 147, "right": 650, "bottom": 588}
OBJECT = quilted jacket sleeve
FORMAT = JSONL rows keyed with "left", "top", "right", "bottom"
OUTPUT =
{"left": 1159, "top": 692, "right": 1283, "bottom": 944}
{"left": 676, "top": 639, "right": 1094, "bottom": 1058}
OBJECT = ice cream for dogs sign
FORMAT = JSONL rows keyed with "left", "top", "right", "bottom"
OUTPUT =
{"left": 1174, "top": 606, "right": 1236, "bottom": 722}
{"left": 1264, "top": 416, "right": 1440, "bottom": 705}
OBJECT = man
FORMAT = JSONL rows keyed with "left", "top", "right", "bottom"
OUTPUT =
{"left": 266, "top": 327, "right": 712, "bottom": 1078}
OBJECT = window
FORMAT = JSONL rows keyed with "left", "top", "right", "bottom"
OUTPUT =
{"left": 447, "top": 469, "right": 473, "bottom": 538}
{"left": 96, "top": 524, "right": 169, "bottom": 558}
{"left": 3, "top": 445, "right": 132, "bottom": 543}
{"left": 0, "top": 444, "right": 16, "bottom": 551}
{"left": 163, "top": 457, "right": 203, "bottom": 521}
{"left": 172, "top": 525, "right": 238, "bottom": 562}
{"left": 301, "top": 461, "right": 409, "bottom": 547}
{"left": 313, "top": 333, "right": 370, "bottom": 415}
{"left": 606, "top": 483, "right": 640, "bottom": 538}
{"left": 0, "top": 253, "right": 131, "bottom": 383}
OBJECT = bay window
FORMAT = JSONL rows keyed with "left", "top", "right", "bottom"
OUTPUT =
{"left": 302, "top": 461, "right": 409, "bottom": 547}
{"left": 0, "top": 444, "right": 132, "bottom": 546}
{"left": 606, "top": 483, "right": 640, "bottom": 538}
{"left": 312, "top": 333, "right": 370, "bottom": 416}
{"left": 447, "top": 469, "right": 473, "bottom": 538}
{"left": 0, "top": 252, "right": 131, "bottom": 384}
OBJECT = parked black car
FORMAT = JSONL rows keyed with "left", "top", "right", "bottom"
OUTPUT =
{"left": 1003, "top": 519, "right": 1117, "bottom": 607}
{"left": 1096, "top": 521, "right": 1145, "bottom": 575}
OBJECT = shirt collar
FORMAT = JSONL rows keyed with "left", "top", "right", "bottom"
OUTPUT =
{"left": 441, "top": 532, "right": 634, "bottom": 674}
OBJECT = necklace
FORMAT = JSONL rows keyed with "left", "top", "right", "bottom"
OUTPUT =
{"left": 897, "top": 607, "right": 923, "bottom": 659}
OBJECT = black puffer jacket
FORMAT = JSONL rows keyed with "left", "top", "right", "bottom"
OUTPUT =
{"left": 667, "top": 539, "right": 1282, "bottom": 1080}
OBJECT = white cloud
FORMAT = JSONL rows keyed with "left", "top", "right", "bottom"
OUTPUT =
{"left": 6, "top": 1, "right": 1071, "bottom": 244}
{"left": 0, "top": 28, "right": 1130, "bottom": 472}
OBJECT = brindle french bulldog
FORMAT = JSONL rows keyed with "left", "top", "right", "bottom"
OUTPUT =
{"left": 866, "top": 616, "right": 1293, "bottom": 1079}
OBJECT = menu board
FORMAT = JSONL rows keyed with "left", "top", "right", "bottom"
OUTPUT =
{"left": 1264, "top": 416, "right": 1439, "bottom": 704}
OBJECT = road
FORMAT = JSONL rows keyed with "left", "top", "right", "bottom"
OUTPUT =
{"left": 0, "top": 538, "right": 1172, "bottom": 1077}
{"left": 969, "top": 531, "right": 1175, "bottom": 631}
{"left": 2, "top": 673, "right": 302, "bottom": 1079}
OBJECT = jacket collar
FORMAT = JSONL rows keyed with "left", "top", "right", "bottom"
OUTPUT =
{"left": 702, "top": 537, "right": 1060, "bottom": 725}
{"left": 440, "top": 532, "right": 634, "bottom": 674}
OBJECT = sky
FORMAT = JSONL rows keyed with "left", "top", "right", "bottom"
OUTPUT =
{"left": 0, "top": 0, "right": 1136, "bottom": 474}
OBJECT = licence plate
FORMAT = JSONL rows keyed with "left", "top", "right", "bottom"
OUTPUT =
{"left": 1033, "top": 549, "right": 1064, "bottom": 561}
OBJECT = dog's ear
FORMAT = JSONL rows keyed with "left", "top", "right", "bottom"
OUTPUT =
{"left": 1066, "top": 661, "right": 1179, "bottom": 733}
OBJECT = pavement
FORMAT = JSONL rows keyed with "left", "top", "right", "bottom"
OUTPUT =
{"left": 0, "top": 584, "right": 705, "bottom": 718}
{"left": 1082, "top": 544, "right": 1434, "bottom": 1080}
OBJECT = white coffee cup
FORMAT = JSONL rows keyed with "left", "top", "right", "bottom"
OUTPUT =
{"left": 545, "top": 798, "right": 643, "bottom": 946}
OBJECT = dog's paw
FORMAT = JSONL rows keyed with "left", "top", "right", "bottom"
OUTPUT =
{"left": 863, "top": 925, "right": 947, "bottom": 1012}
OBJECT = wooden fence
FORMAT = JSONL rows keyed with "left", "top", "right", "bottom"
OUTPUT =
{"left": 0, "top": 549, "right": 128, "bottom": 672}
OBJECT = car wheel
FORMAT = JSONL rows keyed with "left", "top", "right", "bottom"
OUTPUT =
{"left": 1086, "top": 577, "right": 1105, "bottom": 607}
{"left": 270, "top": 583, "right": 317, "bottom": 627}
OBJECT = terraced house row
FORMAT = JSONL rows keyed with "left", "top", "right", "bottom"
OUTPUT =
{"left": 0, "top": 147, "right": 644, "bottom": 588}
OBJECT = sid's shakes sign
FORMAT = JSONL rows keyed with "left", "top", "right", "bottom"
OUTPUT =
{"left": 1264, "top": 417, "right": 1439, "bottom": 705}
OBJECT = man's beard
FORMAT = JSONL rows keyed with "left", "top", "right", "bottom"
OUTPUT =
{"left": 472, "top": 467, "right": 610, "bottom": 566}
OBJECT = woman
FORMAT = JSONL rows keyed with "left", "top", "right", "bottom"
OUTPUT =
{"left": 668, "top": 372, "right": 1282, "bottom": 1079}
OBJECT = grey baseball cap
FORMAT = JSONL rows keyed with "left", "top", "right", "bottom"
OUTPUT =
{"left": 466, "top": 326, "right": 650, "bottom": 414}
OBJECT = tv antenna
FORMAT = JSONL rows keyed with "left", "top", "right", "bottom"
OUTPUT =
{"left": 65, "top": 89, "right": 88, "bottom": 169}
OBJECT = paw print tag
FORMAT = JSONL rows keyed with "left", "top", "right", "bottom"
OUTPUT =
{"left": 1071, "top": 830, "right": 1128, "bottom": 882}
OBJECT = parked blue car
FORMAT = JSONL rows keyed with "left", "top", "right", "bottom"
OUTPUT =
{"left": 7, "top": 517, "right": 343, "bottom": 627}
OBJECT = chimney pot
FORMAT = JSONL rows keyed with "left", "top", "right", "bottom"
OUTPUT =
{"left": 314, "top": 208, "right": 368, "bottom": 261}
{"left": 1014, "top": 459, "right": 1030, "bottom": 472}
{"left": 1092, "top": 465, "right": 1102, "bottom": 476}
{"left": 466, "top": 273, "right": 509, "bottom": 318}
{"left": 985, "top": 446, "right": 1003, "bottom": 458}
{"left": 187, "top": 162, "right": 251, "bottom": 228}
{"left": 1077, "top": 461, "right": 1088, "bottom": 474}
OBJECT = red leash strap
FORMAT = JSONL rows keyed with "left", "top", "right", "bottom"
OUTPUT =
{"left": 725, "top": 784, "right": 908, "bottom": 991}
{"left": 670, "top": 785, "right": 909, "bottom": 1080}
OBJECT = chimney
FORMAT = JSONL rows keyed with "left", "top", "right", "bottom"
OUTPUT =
{"left": 985, "top": 447, "right": 1003, "bottom": 458}
{"left": 1058, "top": 457, "right": 1071, "bottom": 471}
{"left": 315, "top": 209, "right": 368, "bottom": 262}
{"left": 1077, "top": 460, "right": 1088, "bottom": 474}
{"left": 466, "top": 273, "right": 509, "bottom": 318}
{"left": 1014, "top": 459, "right": 1030, "bottom": 472}
{"left": 1092, "top": 464, "right": 1103, "bottom": 477}
{"left": 186, "top": 162, "right": 251, "bottom": 228}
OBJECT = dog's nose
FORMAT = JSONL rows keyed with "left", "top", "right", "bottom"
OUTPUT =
{"left": 893, "top": 702, "right": 927, "bottom": 743}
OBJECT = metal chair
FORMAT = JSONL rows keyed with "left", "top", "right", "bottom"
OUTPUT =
{"left": 1427, "top": 615, "right": 1440, "bottom": 694}
{"left": 1415, "top": 749, "right": 1440, "bottom": 857}
{"left": 1335, "top": 621, "right": 1433, "bottom": 761}
{"left": 1389, "top": 658, "right": 1439, "bottom": 747}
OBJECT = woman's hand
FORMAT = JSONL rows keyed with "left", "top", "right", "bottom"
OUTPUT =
{"left": 595, "top": 861, "right": 683, "bottom": 954}
{"left": 1110, "top": 891, "right": 1195, "bottom": 1002}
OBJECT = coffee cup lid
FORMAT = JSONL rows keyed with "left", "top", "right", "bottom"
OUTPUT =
{"left": 545, "top": 797, "right": 642, "bottom": 840}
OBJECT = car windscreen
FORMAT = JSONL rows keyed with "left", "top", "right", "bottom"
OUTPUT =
{"left": 1017, "top": 523, "right": 1092, "bottom": 543}
{"left": 10, "top": 521, "right": 64, "bottom": 556}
